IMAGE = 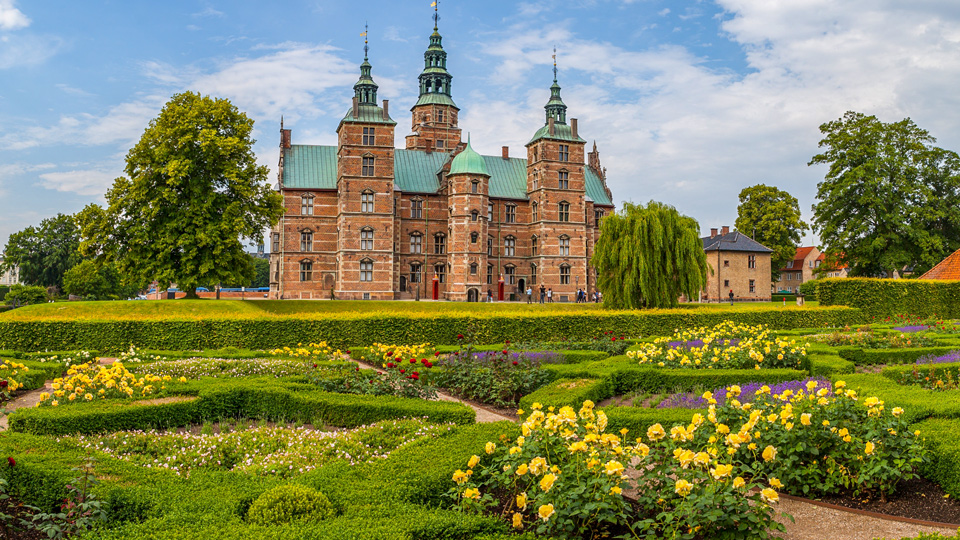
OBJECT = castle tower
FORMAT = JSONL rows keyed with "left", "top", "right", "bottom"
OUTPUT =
{"left": 525, "top": 53, "right": 588, "bottom": 300}
{"left": 405, "top": 7, "right": 462, "bottom": 153}
{"left": 335, "top": 34, "right": 398, "bottom": 300}
{"left": 445, "top": 137, "right": 490, "bottom": 301}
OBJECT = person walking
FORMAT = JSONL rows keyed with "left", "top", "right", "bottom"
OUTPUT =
{"left": 526, "top": 286, "right": 533, "bottom": 304}
{"left": 539, "top": 284, "right": 546, "bottom": 304}
{"left": 547, "top": 288, "right": 553, "bottom": 303}
{"left": 728, "top": 289, "right": 735, "bottom": 306}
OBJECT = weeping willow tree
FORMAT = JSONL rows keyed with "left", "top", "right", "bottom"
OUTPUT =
{"left": 592, "top": 201, "right": 708, "bottom": 309}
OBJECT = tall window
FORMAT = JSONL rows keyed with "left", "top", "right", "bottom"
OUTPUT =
{"left": 301, "top": 194, "right": 314, "bottom": 215}
{"left": 504, "top": 236, "right": 516, "bottom": 256}
{"left": 434, "top": 234, "right": 446, "bottom": 255}
{"left": 558, "top": 170, "right": 569, "bottom": 189}
{"left": 300, "top": 231, "right": 313, "bottom": 252}
{"left": 748, "top": 254, "right": 757, "bottom": 269}
{"left": 559, "top": 235, "right": 570, "bottom": 256}
{"left": 435, "top": 263, "right": 446, "bottom": 283}
{"left": 360, "top": 259, "right": 373, "bottom": 282}
{"left": 437, "top": 109, "right": 445, "bottom": 123}
{"left": 558, "top": 202, "right": 570, "bottom": 222}
{"left": 271, "top": 232, "right": 280, "bottom": 252}
{"left": 595, "top": 209, "right": 604, "bottom": 227}
{"left": 410, "top": 233, "right": 422, "bottom": 254}
{"left": 505, "top": 266, "right": 516, "bottom": 285}
{"left": 532, "top": 202, "right": 538, "bottom": 222}
{"left": 361, "top": 191, "right": 374, "bottom": 213}
{"left": 530, "top": 264, "right": 537, "bottom": 284}
{"left": 410, "top": 264, "right": 422, "bottom": 283}
{"left": 470, "top": 263, "right": 478, "bottom": 275}
{"left": 487, "top": 236, "right": 494, "bottom": 256}
{"left": 471, "top": 210, "right": 479, "bottom": 222}
{"left": 531, "top": 236, "right": 538, "bottom": 256}
{"left": 532, "top": 169, "right": 539, "bottom": 190}
{"left": 558, "top": 144, "right": 569, "bottom": 161}
{"left": 470, "top": 231, "right": 478, "bottom": 244}
{"left": 487, "top": 264, "right": 493, "bottom": 285}
{"left": 273, "top": 261, "right": 279, "bottom": 282}
{"left": 560, "top": 265, "right": 571, "bottom": 285}
{"left": 362, "top": 127, "right": 375, "bottom": 145}
{"left": 487, "top": 202, "right": 494, "bottom": 221}
{"left": 749, "top": 279, "right": 756, "bottom": 293}
{"left": 505, "top": 205, "right": 516, "bottom": 223}
{"left": 471, "top": 180, "right": 479, "bottom": 194}
{"left": 411, "top": 199, "right": 423, "bottom": 219}
{"left": 299, "top": 261, "right": 312, "bottom": 282}
{"left": 361, "top": 228, "right": 373, "bottom": 250}
{"left": 361, "top": 156, "right": 375, "bottom": 176}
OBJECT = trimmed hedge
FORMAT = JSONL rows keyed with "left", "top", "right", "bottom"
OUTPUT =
{"left": 8, "top": 378, "right": 475, "bottom": 436}
{"left": 819, "top": 277, "right": 960, "bottom": 318}
{"left": 518, "top": 378, "right": 616, "bottom": 411}
{"left": 603, "top": 406, "right": 702, "bottom": 436}
{"left": 836, "top": 346, "right": 959, "bottom": 366}
{"left": 0, "top": 306, "right": 865, "bottom": 352}
{"left": 912, "top": 418, "right": 960, "bottom": 500}
{"left": 806, "top": 353, "right": 855, "bottom": 376}
{"left": 834, "top": 374, "right": 960, "bottom": 424}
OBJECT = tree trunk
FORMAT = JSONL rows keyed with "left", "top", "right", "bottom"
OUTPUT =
{"left": 183, "top": 287, "right": 200, "bottom": 299}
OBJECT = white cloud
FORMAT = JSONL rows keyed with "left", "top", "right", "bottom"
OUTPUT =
{"left": 0, "top": 33, "right": 62, "bottom": 68}
{"left": 192, "top": 7, "right": 224, "bottom": 18}
{"left": 38, "top": 168, "right": 119, "bottom": 196}
{"left": 0, "top": 0, "right": 29, "bottom": 30}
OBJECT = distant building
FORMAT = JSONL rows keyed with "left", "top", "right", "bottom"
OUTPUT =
{"left": 919, "top": 248, "right": 960, "bottom": 280}
{"left": 818, "top": 253, "right": 850, "bottom": 279}
{"left": 701, "top": 227, "right": 772, "bottom": 302}
{"left": 0, "top": 258, "right": 19, "bottom": 287}
{"left": 774, "top": 246, "right": 821, "bottom": 293}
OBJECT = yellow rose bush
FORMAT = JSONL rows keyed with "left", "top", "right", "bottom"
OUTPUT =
{"left": 269, "top": 341, "right": 341, "bottom": 362}
{"left": 627, "top": 321, "right": 807, "bottom": 370}
{"left": 709, "top": 380, "right": 926, "bottom": 499}
{"left": 0, "top": 358, "right": 28, "bottom": 398}
{"left": 37, "top": 362, "right": 176, "bottom": 407}
{"left": 450, "top": 401, "right": 787, "bottom": 539}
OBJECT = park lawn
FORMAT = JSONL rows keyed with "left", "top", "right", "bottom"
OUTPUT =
{"left": 0, "top": 298, "right": 829, "bottom": 322}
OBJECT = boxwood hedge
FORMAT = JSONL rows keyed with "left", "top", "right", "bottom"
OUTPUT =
{"left": 819, "top": 277, "right": 960, "bottom": 318}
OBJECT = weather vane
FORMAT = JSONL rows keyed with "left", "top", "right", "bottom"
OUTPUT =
{"left": 552, "top": 47, "right": 558, "bottom": 82}
{"left": 361, "top": 22, "right": 369, "bottom": 59}
{"left": 432, "top": 0, "right": 440, "bottom": 29}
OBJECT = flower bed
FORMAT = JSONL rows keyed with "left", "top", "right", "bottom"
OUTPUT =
{"left": 655, "top": 377, "right": 831, "bottom": 409}
{"left": 37, "top": 362, "right": 179, "bottom": 407}
{"left": 627, "top": 322, "right": 808, "bottom": 370}
{"left": 132, "top": 357, "right": 329, "bottom": 379}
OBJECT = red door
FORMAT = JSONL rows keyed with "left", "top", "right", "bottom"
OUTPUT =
{"left": 498, "top": 276, "right": 505, "bottom": 301}
{"left": 432, "top": 275, "right": 439, "bottom": 300}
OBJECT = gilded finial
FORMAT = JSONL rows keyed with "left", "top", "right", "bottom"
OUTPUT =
{"left": 361, "top": 22, "right": 369, "bottom": 60}
{"left": 552, "top": 47, "right": 558, "bottom": 82}
{"left": 432, "top": 1, "right": 439, "bottom": 30}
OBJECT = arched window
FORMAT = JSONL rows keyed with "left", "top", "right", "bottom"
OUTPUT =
{"left": 434, "top": 233, "right": 446, "bottom": 255}
{"left": 410, "top": 232, "right": 423, "bottom": 254}
{"left": 300, "top": 230, "right": 313, "bottom": 252}
{"left": 470, "top": 231, "right": 479, "bottom": 244}
{"left": 504, "top": 236, "right": 516, "bottom": 257}
{"left": 559, "top": 235, "right": 570, "bottom": 256}
{"left": 360, "top": 227, "right": 373, "bottom": 250}
{"left": 560, "top": 264, "right": 571, "bottom": 285}
{"left": 471, "top": 180, "right": 479, "bottom": 194}
{"left": 471, "top": 210, "right": 479, "bottom": 222}
{"left": 299, "top": 261, "right": 313, "bottom": 282}
{"left": 532, "top": 202, "right": 538, "bottom": 222}
{"left": 360, "top": 259, "right": 373, "bottom": 282}
{"left": 531, "top": 235, "right": 539, "bottom": 256}
{"left": 361, "top": 191, "right": 374, "bottom": 213}
{"left": 558, "top": 201, "right": 570, "bottom": 222}
{"left": 301, "top": 194, "right": 314, "bottom": 215}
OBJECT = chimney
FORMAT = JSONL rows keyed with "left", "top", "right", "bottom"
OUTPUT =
{"left": 721, "top": 226, "right": 730, "bottom": 236}
{"left": 710, "top": 228, "right": 718, "bottom": 238}
{"left": 548, "top": 117, "right": 555, "bottom": 136}
{"left": 352, "top": 97, "right": 359, "bottom": 119}
{"left": 425, "top": 139, "right": 433, "bottom": 154}
{"left": 280, "top": 129, "right": 292, "bottom": 149}
{"left": 382, "top": 99, "right": 389, "bottom": 121}
{"left": 571, "top": 118, "right": 578, "bottom": 139}
{"left": 502, "top": 146, "right": 509, "bottom": 159}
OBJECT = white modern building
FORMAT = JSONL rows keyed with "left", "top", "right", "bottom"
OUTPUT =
{"left": 0, "top": 258, "right": 20, "bottom": 286}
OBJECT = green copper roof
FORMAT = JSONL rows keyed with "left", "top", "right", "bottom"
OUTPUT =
{"left": 448, "top": 140, "right": 489, "bottom": 177}
{"left": 339, "top": 104, "right": 397, "bottom": 127}
{"left": 526, "top": 123, "right": 587, "bottom": 145}
{"left": 413, "top": 93, "right": 458, "bottom": 108}
{"left": 280, "top": 145, "right": 613, "bottom": 207}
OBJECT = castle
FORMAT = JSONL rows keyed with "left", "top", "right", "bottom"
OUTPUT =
{"left": 268, "top": 18, "right": 614, "bottom": 301}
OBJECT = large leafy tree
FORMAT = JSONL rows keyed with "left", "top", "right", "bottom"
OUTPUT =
{"left": 63, "top": 260, "right": 140, "bottom": 300}
{"left": 810, "top": 111, "right": 960, "bottom": 277}
{"left": 1, "top": 213, "right": 81, "bottom": 289}
{"left": 734, "top": 184, "right": 807, "bottom": 280}
{"left": 592, "top": 201, "right": 708, "bottom": 309}
{"left": 78, "top": 92, "right": 284, "bottom": 298}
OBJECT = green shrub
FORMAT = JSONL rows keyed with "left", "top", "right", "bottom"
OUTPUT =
{"left": 807, "top": 353, "right": 855, "bottom": 376}
{"left": 912, "top": 418, "right": 960, "bottom": 500}
{"left": 819, "top": 277, "right": 960, "bottom": 318}
{"left": 3, "top": 285, "right": 48, "bottom": 306}
{"left": 0, "top": 306, "right": 865, "bottom": 352}
{"left": 837, "top": 346, "right": 959, "bottom": 365}
{"left": 246, "top": 484, "right": 335, "bottom": 525}
{"left": 771, "top": 294, "right": 797, "bottom": 302}
{"left": 555, "top": 350, "right": 610, "bottom": 363}
{"left": 518, "top": 378, "right": 615, "bottom": 411}
{"left": 799, "top": 279, "right": 822, "bottom": 301}
{"left": 602, "top": 406, "right": 699, "bottom": 436}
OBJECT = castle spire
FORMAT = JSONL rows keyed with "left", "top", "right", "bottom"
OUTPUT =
{"left": 415, "top": 3, "right": 456, "bottom": 108}
{"left": 545, "top": 47, "right": 567, "bottom": 124}
{"left": 353, "top": 22, "right": 379, "bottom": 105}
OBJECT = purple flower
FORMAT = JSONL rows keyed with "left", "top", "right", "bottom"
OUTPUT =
{"left": 894, "top": 325, "right": 929, "bottom": 333}
{"left": 916, "top": 351, "right": 960, "bottom": 365}
{"left": 657, "top": 378, "right": 832, "bottom": 409}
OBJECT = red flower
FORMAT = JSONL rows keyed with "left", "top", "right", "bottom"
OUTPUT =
{"left": 425, "top": 361, "right": 433, "bottom": 368}
{"left": 410, "top": 359, "right": 417, "bottom": 364}
{"left": 345, "top": 350, "right": 351, "bottom": 355}
{"left": 503, "top": 350, "right": 508, "bottom": 355}
{"left": 313, "top": 363, "right": 318, "bottom": 368}
{"left": 355, "top": 367, "right": 360, "bottom": 371}
{"left": 400, "top": 369, "right": 406, "bottom": 374}
{"left": 457, "top": 334, "right": 464, "bottom": 339}
{"left": 387, "top": 362, "right": 394, "bottom": 368}
{"left": 412, "top": 371, "right": 419, "bottom": 376}
{"left": 512, "top": 361, "right": 519, "bottom": 366}
{"left": 505, "top": 340, "right": 510, "bottom": 345}
{"left": 6, "top": 457, "right": 14, "bottom": 467}
{"left": 434, "top": 351, "right": 441, "bottom": 357}
{"left": 611, "top": 337, "right": 617, "bottom": 341}
{"left": 411, "top": 373, "right": 420, "bottom": 380}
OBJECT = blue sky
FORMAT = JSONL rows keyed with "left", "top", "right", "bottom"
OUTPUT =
{"left": 3, "top": 0, "right": 960, "bottom": 249}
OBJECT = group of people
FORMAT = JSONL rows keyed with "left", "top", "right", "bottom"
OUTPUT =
{"left": 522, "top": 285, "right": 602, "bottom": 304}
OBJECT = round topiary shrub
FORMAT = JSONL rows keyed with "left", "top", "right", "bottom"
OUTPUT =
{"left": 246, "top": 484, "right": 336, "bottom": 525}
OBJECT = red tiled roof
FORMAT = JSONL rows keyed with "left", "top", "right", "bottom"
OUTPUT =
{"left": 920, "top": 248, "right": 960, "bottom": 280}
{"left": 779, "top": 246, "right": 817, "bottom": 272}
